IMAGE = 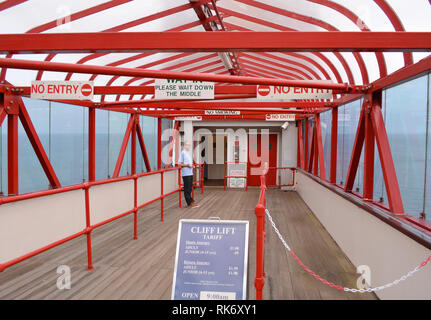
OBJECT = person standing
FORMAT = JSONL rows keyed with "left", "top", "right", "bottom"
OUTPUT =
{"left": 178, "top": 140, "right": 199, "bottom": 208}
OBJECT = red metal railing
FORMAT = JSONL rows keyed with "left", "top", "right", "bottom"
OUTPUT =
{"left": 224, "top": 161, "right": 248, "bottom": 191}
{"left": 254, "top": 162, "right": 269, "bottom": 300}
{"left": 0, "top": 167, "right": 182, "bottom": 273}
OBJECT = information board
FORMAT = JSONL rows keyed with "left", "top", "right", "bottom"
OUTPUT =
{"left": 155, "top": 79, "right": 214, "bottom": 100}
{"left": 172, "top": 219, "right": 249, "bottom": 300}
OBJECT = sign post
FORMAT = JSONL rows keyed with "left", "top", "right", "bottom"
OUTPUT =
{"left": 172, "top": 219, "right": 249, "bottom": 300}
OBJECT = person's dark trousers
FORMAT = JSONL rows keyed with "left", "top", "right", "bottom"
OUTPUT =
{"left": 182, "top": 175, "right": 194, "bottom": 206}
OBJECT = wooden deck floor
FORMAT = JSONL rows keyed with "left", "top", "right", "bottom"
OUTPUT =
{"left": 0, "top": 187, "right": 376, "bottom": 300}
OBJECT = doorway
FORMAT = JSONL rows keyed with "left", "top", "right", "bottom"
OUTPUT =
{"left": 247, "top": 133, "right": 278, "bottom": 186}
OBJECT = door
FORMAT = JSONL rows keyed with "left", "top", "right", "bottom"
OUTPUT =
{"left": 247, "top": 133, "right": 278, "bottom": 186}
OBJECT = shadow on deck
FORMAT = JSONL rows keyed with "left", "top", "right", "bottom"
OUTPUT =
{"left": 0, "top": 188, "right": 376, "bottom": 300}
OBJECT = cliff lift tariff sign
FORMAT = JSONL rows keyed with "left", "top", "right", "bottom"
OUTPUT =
{"left": 31, "top": 81, "right": 94, "bottom": 101}
{"left": 172, "top": 219, "right": 249, "bottom": 300}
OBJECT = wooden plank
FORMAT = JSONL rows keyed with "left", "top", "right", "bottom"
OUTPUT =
{"left": 0, "top": 188, "right": 377, "bottom": 300}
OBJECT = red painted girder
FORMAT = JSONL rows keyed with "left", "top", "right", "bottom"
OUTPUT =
{"left": 0, "top": 0, "right": 26, "bottom": 11}
{"left": 308, "top": 0, "right": 387, "bottom": 78}
{"left": 112, "top": 115, "right": 134, "bottom": 177}
{"left": 7, "top": 113, "right": 19, "bottom": 195}
{"left": 231, "top": 0, "right": 368, "bottom": 83}
{"left": 217, "top": 6, "right": 355, "bottom": 84}
{"left": 0, "top": 32, "right": 429, "bottom": 54}
{"left": 363, "top": 98, "right": 375, "bottom": 200}
{"left": 297, "top": 121, "right": 304, "bottom": 169}
{"left": 100, "top": 101, "right": 332, "bottom": 109}
{"left": 224, "top": 22, "right": 344, "bottom": 84}
{"left": 0, "top": 57, "right": 350, "bottom": 90}
{"left": 370, "top": 98, "right": 404, "bottom": 213}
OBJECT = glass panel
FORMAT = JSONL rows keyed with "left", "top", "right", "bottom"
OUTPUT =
{"left": 95, "top": 109, "right": 109, "bottom": 180}
{"left": 320, "top": 110, "right": 332, "bottom": 180}
{"left": 18, "top": 98, "right": 51, "bottom": 194}
{"left": 424, "top": 73, "right": 430, "bottom": 222}
{"left": 384, "top": 75, "right": 428, "bottom": 217}
{"left": 108, "top": 111, "right": 128, "bottom": 177}
{"left": 50, "top": 101, "right": 85, "bottom": 186}
{"left": 142, "top": 116, "right": 158, "bottom": 171}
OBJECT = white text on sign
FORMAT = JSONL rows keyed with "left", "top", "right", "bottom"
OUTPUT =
{"left": 257, "top": 85, "right": 332, "bottom": 100}
{"left": 205, "top": 110, "right": 240, "bottom": 116}
{"left": 265, "top": 114, "right": 296, "bottom": 121}
{"left": 31, "top": 81, "right": 94, "bottom": 101}
{"left": 155, "top": 79, "right": 214, "bottom": 100}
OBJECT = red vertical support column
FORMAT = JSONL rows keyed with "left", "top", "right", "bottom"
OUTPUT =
{"left": 307, "top": 125, "right": 315, "bottom": 173}
{"left": 363, "top": 94, "right": 375, "bottom": 200}
{"left": 88, "top": 107, "right": 96, "bottom": 182}
{"left": 84, "top": 184, "right": 93, "bottom": 270}
{"left": 7, "top": 113, "right": 18, "bottom": 195}
{"left": 133, "top": 175, "right": 138, "bottom": 240}
{"left": 157, "top": 117, "right": 162, "bottom": 170}
{"left": 254, "top": 203, "right": 265, "bottom": 300}
{"left": 313, "top": 127, "right": 319, "bottom": 176}
{"left": 131, "top": 114, "right": 137, "bottom": 175}
{"left": 330, "top": 108, "right": 338, "bottom": 184}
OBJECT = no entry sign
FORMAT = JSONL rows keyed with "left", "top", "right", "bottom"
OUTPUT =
{"left": 155, "top": 79, "right": 214, "bottom": 100}
{"left": 172, "top": 219, "right": 249, "bottom": 300}
{"left": 257, "top": 84, "right": 332, "bottom": 100}
{"left": 31, "top": 81, "right": 94, "bottom": 100}
{"left": 266, "top": 114, "right": 296, "bottom": 121}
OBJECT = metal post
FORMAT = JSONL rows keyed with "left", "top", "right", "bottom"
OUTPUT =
{"left": 161, "top": 171, "right": 164, "bottom": 221}
{"left": 157, "top": 117, "right": 162, "bottom": 170}
{"left": 84, "top": 185, "right": 93, "bottom": 270}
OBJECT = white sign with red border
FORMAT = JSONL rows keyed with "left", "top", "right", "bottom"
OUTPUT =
{"left": 175, "top": 116, "right": 203, "bottom": 121}
{"left": 31, "top": 81, "right": 94, "bottom": 101}
{"left": 265, "top": 114, "right": 296, "bottom": 121}
{"left": 257, "top": 85, "right": 332, "bottom": 100}
{"left": 205, "top": 110, "right": 240, "bottom": 116}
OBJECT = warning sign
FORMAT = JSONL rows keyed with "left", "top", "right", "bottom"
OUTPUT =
{"left": 265, "top": 114, "right": 296, "bottom": 121}
{"left": 155, "top": 79, "right": 214, "bottom": 100}
{"left": 205, "top": 110, "right": 240, "bottom": 116}
{"left": 257, "top": 84, "right": 332, "bottom": 100}
{"left": 31, "top": 81, "right": 94, "bottom": 100}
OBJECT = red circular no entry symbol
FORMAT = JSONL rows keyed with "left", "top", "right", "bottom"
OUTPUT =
{"left": 257, "top": 85, "right": 270, "bottom": 97}
{"left": 81, "top": 84, "right": 93, "bottom": 97}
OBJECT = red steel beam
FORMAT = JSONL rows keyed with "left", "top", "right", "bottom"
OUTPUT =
{"left": 112, "top": 115, "right": 134, "bottom": 178}
{"left": 131, "top": 114, "right": 137, "bottom": 175}
{"left": 363, "top": 99, "right": 375, "bottom": 200}
{"left": 101, "top": 101, "right": 333, "bottom": 109}
{"left": 0, "top": 57, "right": 350, "bottom": 90}
{"left": 370, "top": 96, "right": 404, "bottom": 214}
{"left": 0, "top": 32, "right": 429, "bottom": 53}
{"left": 298, "top": 120, "right": 304, "bottom": 169}
{"left": 18, "top": 98, "right": 61, "bottom": 189}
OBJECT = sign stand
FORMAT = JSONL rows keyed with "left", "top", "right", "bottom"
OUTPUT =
{"left": 171, "top": 219, "right": 249, "bottom": 300}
